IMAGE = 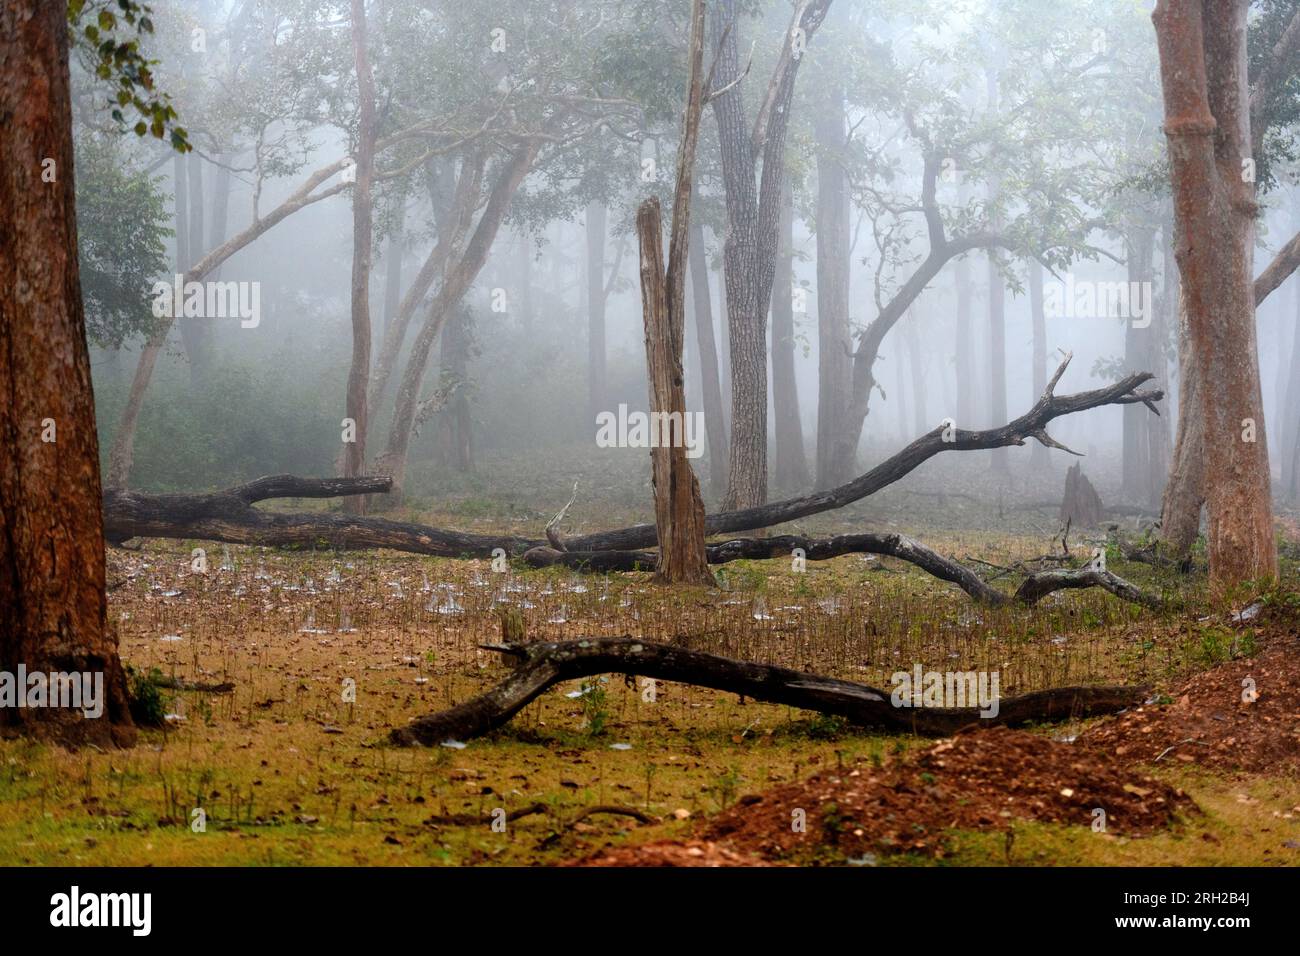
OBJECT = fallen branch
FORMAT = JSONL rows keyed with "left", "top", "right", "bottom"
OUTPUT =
{"left": 562, "top": 353, "right": 1163, "bottom": 552}
{"left": 523, "top": 533, "right": 1165, "bottom": 609}
{"left": 102, "top": 475, "right": 536, "bottom": 556}
{"left": 101, "top": 355, "right": 1162, "bottom": 563}
{"left": 390, "top": 637, "right": 1147, "bottom": 745}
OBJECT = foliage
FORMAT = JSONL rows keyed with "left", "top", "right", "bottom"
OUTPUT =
{"left": 74, "top": 134, "right": 171, "bottom": 348}
{"left": 68, "top": 0, "right": 189, "bottom": 151}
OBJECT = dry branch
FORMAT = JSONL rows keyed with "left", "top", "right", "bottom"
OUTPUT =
{"left": 391, "top": 638, "right": 1146, "bottom": 745}
{"left": 562, "top": 353, "right": 1163, "bottom": 552}
{"left": 521, "top": 533, "right": 1164, "bottom": 609}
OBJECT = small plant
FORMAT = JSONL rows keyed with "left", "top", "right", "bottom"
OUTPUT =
{"left": 578, "top": 679, "right": 608, "bottom": 737}
{"left": 126, "top": 665, "right": 168, "bottom": 727}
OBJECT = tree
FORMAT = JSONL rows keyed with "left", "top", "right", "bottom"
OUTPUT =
{"left": 1153, "top": 0, "right": 1280, "bottom": 588}
{"left": 341, "top": 0, "right": 377, "bottom": 514}
{"left": 708, "top": 0, "right": 834, "bottom": 509}
{"left": 0, "top": 0, "right": 136, "bottom": 745}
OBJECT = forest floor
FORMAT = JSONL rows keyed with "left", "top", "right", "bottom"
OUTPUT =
{"left": 1, "top": 449, "right": 1298, "bottom": 866}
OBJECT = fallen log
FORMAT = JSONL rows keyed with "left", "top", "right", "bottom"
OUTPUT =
{"left": 522, "top": 533, "right": 1165, "bottom": 609}
{"left": 101, "top": 355, "right": 1161, "bottom": 563}
{"left": 103, "top": 475, "right": 537, "bottom": 557}
{"left": 390, "top": 637, "right": 1147, "bottom": 745}
{"left": 562, "top": 353, "right": 1163, "bottom": 552}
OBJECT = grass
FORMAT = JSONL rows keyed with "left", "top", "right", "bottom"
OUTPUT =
{"left": 2, "top": 450, "right": 1298, "bottom": 865}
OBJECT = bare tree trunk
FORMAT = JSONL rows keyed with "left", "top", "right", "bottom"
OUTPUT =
{"left": 1029, "top": 259, "right": 1049, "bottom": 469}
{"left": 771, "top": 178, "right": 809, "bottom": 488}
{"left": 1122, "top": 227, "right": 1155, "bottom": 498}
{"left": 814, "top": 81, "right": 853, "bottom": 489}
{"left": 906, "top": 313, "right": 927, "bottom": 437}
{"left": 689, "top": 219, "right": 729, "bottom": 498}
{"left": 379, "top": 145, "right": 539, "bottom": 501}
{"left": 1160, "top": 293, "right": 1205, "bottom": 557}
{"left": 986, "top": 68, "right": 1008, "bottom": 476}
{"left": 636, "top": 0, "right": 712, "bottom": 586}
{"left": 708, "top": 0, "right": 833, "bottom": 510}
{"left": 1153, "top": 0, "right": 1276, "bottom": 588}
{"left": 0, "top": 0, "right": 135, "bottom": 745}
{"left": 586, "top": 201, "right": 608, "bottom": 427}
{"left": 954, "top": 250, "right": 974, "bottom": 427}
{"left": 341, "top": 0, "right": 377, "bottom": 515}
{"left": 380, "top": 199, "right": 406, "bottom": 351}
{"left": 1145, "top": 223, "right": 1174, "bottom": 507}
{"left": 437, "top": 309, "right": 474, "bottom": 472}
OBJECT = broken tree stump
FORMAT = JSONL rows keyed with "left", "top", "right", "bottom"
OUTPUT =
{"left": 1060, "top": 463, "right": 1103, "bottom": 527}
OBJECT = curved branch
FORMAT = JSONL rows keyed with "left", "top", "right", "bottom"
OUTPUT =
{"left": 390, "top": 638, "right": 1147, "bottom": 745}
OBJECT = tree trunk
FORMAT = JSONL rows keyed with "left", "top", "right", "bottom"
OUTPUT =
{"left": 814, "top": 81, "right": 853, "bottom": 489}
{"left": 1160, "top": 292, "right": 1205, "bottom": 558}
{"left": 1153, "top": 0, "right": 1276, "bottom": 588}
{"left": 586, "top": 201, "right": 608, "bottom": 428}
{"left": 437, "top": 309, "right": 474, "bottom": 472}
{"left": 688, "top": 220, "right": 729, "bottom": 498}
{"left": 634, "top": 0, "right": 712, "bottom": 586}
{"left": 342, "top": 0, "right": 377, "bottom": 514}
{"left": 380, "top": 199, "right": 406, "bottom": 355}
{"left": 771, "top": 178, "right": 809, "bottom": 488}
{"left": 708, "top": 0, "right": 833, "bottom": 510}
{"left": 0, "top": 0, "right": 135, "bottom": 746}
{"left": 1122, "top": 227, "right": 1155, "bottom": 498}
{"left": 379, "top": 145, "right": 539, "bottom": 501}
{"left": 1029, "top": 259, "right": 1049, "bottom": 469}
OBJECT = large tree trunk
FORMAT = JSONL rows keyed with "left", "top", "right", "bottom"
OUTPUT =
{"left": 586, "top": 201, "right": 608, "bottom": 428}
{"left": 709, "top": 0, "right": 833, "bottom": 510}
{"left": 633, "top": 0, "right": 712, "bottom": 586}
{"left": 814, "top": 81, "right": 853, "bottom": 489}
{"left": 688, "top": 220, "right": 729, "bottom": 499}
{"left": 0, "top": 0, "right": 135, "bottom": 746}
{"left": 1153, "top": 0, "right": 1277, "bottom": 588}
{"left": 342, "top": 0, "right": 377, "bottom": 514}
{"left": 771, "top": 179, "right": 809, "bottom": 488}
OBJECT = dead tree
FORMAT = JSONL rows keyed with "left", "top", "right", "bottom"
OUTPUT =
{"left": 632, "top": 0, "right": 713, "bottom": 586}
{"left": 390, "top": 638, "right": 1147, "bottom": 745}
{"left": 1060, "top": 463, "right": 1103, "bottom": 527}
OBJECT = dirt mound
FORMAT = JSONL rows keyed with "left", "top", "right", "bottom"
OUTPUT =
{"left": 700, "top": 727, "right": 1194, "bottom": 861}
{"left": 571, "top": 839, "right": 772, "bottom": 867}
{"left": 1083, "top": 638, "right": 1300, "bottom": 773}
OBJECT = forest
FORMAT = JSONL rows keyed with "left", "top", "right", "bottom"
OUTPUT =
{"left": 1, "top": 0, "right": 1298, "bottom": 901}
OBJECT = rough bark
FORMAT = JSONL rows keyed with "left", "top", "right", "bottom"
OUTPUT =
{"left": 1153, "top": 0, "right": 1277, "bottom": 588}
{"left": 0, "top": 0, "right": 135, "bottom": 746}
{"left": 391, "top": 638, "right": 1148, "bottom": 745}
{"left": 709, "top": 0, "right": 834, "bottom": 510}
{"left": 771, "top": 177, "right": 809, "bottom": 488}
{"left": 342, "top": 0, "right": 377, "bottom": 514}
{"left": 632, "top": 0, "right": 713, "bottom": 586}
